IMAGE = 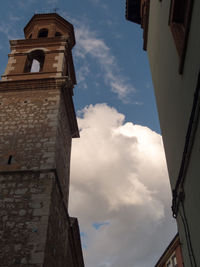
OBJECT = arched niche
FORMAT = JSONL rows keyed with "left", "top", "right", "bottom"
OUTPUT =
{"left": 38, "top": 28, "right": 48, "bottom": 38}
{"left": 55, "top": 31, "right": 62, "bottom": 37}
{"left": 24, "top": 50, "right": 45, "bottom": 73}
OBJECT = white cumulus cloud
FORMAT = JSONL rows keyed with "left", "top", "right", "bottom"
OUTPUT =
{"left": 69, "top": 103, "right": 177, "bottom": 267}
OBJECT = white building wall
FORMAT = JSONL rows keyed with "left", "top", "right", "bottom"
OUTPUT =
{"left": 147, "top": 0, "right": 200, "bottom": 266}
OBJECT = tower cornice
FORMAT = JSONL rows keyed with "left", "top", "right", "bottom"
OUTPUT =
{"left": 10, "top": 37, "right": 70, "bottom": 48}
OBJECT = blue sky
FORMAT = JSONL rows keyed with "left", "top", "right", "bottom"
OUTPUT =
{"left": 0, "top": 0, "right": 159, "bottom": 132}
{"left": 0, "top": 1, "right": 177, "bottom": 266}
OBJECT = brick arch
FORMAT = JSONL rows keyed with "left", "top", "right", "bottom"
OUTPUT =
{"left": 24, "top": 49, "right": 45, "bottom": 73}
{"left": 26, "top": 47, "right": 49, "bottom": 53}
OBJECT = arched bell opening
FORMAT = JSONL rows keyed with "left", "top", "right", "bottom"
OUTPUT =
{"left": 38, "top": 28, "right": 48, "bottom": 38}
{"left": 24, "top": 50, "right": 45, "bottom": 73}
{"left": 55, "top": 31, "right": 62, "bottom": 37}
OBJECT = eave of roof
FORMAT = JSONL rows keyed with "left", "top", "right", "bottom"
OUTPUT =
{"left": 125, "top": 0, "right": 141, "bottom": 24}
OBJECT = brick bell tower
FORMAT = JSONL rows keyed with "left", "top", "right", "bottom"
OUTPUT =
{"left": 0, "top": 13, "right": 84, "bottom": 266}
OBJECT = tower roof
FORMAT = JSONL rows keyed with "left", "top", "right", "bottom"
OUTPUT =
{"left": 24, "top": 13, "right": 75, "bottom": 47}
{"left": 126, "top": 0, "right": 141, "bottom": 24}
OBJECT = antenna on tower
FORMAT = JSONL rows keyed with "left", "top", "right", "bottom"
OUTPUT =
{"left": 53, "top": 7, "right": 59, "bottom": 13}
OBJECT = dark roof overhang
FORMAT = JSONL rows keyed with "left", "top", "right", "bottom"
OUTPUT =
{"left": 126, "top": 0, "right": 141, "bottom": 24}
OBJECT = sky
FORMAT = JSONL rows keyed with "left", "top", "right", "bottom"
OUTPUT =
{"left": 0, "top": 1, "right": 177, "bottom": 266}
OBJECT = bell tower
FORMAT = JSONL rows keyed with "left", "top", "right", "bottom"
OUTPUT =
{"left": 0, "top": 13, "right": 84, "bottom": 267}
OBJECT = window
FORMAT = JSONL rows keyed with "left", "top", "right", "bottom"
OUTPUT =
{"left": 24, "top": 50, "right": 45, "bottom": 73}
{"left": 140, "top": 0, "right": 150, "bottom": 50}
{"left": 169, "top": 0, "right": 188, "bottom": 56}
{"left": 167, "top": 253, "right": 178, "bottom": 267}
{"left": 172, "top": 254, "right": 178, "bottom": 266}
{"left": 167, "top": 261, "right": 172, "bottom": 267}
{"left": 28, "top": 34, "right": 32, "bottom": 39}
{"left": 169, "top": 0, "right": 194, "bottom": 73}
{"left": 7, "top": 155, "right": 12, "bottom": 165}
{"left": 55, "top": 31, "right": 62, "bottom": 37}
{"left": 38, "top": 28, "right": 48, "bottom": 38}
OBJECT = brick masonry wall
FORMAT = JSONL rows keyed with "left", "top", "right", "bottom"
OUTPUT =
{"left": 1, "top": 39, "right": 67, "bottom": 81}
{"left": 24, "top": 19, "right": 70, "bottom": 39}
{"left": 0, "top": 171, "right": 54, "bottom": 266}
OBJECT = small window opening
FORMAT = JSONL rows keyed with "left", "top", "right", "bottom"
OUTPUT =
{"left": 28, "top": 34, "right": 32, "bottom": 39}
{"left": 172, "top": 254, "right": 177, "bottom": 266}
{"left": 24, "top": 50, "right": 45, "bottom": 73}
{"left": 169, "top": 0, "right": 193, "bottom": 73}
{"left": 55, "top": 31, "right": 62, "bottom": 37}
{"left": 172, "top": 0, "right": 187, "bottom": 24}
{"left": 8, "top": 155, "right": 12, "bottom": 165}
{"left": 38, "top": 28, "right": 48, "bottom": 38}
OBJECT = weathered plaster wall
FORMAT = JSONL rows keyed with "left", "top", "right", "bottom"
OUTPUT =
{"left": 147, "top": 0, "right": 200, "bottom": 187}
{"left": 147, "top": 0, "right": 200, "bottom": 266}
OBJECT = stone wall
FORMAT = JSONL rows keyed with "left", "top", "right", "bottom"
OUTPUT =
{"left": 0, "top": 12, "right": 83, "bottom": 267}
{"left": 0, "top": 171, "right": 54, "bottom": 266}
{"left": 0, "top": 80, "right": 82, "bottom": 266}
{"left": 43, "top": 177, "right": 70, "bottom": 267}
{"left": 67, "top": 218, "right": 85, "bottom": 267}
{"left": 55, "top": 89, "right": 72, "bottom": 207}
{"left": 0, "top": 88, "right": 59, "bottom": 171}
{"left": 43, "top": 180, "right": 84, "bottom": 267}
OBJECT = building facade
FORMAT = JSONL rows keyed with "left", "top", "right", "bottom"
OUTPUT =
{"left": 0, "top": 13, "right": 84, "bottom": 267}
{"left": 126, "top": 0, "right": 200, "bottom": 266}
{"left": 155, "top": 234, "right": 183, "bottom": 267}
